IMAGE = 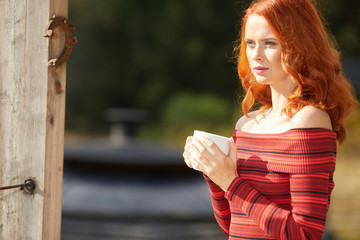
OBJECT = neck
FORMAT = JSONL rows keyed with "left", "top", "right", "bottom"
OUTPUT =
{"left": 269, "top": 78, "right": 297, "bottom": 117}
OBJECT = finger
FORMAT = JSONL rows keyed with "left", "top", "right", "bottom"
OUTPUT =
{"left": 189, "top": 155, "right": 204, "bottom": 172}
{"left": 182, "top": 149, "right": 188, "bottom": 159}
{"left": 183, "top": 147, "right": 192, "bottom": 164}
{"left": 183, "top": 145, "right": 194, "bottom": 169}
{"left": 185, "top": 136, "right": 193, "bottom": 146}
{"left": 184, "top": 155, "right": 193, "bottom": 168}
{"left": 191, "top": 138, "right": 212, "bottom": 164}
{"left": 184, "top": 136, "right": 193, "bottom": 151}
{"left": 199, "top": 137, "right": 222, "bottom": 156}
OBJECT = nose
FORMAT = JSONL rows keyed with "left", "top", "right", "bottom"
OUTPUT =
{"left": 253, "top": 45, "right": 263, "bottom": 61}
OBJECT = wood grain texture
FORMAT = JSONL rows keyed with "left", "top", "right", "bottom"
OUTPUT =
{"left": 42, "top": 2, "right": 69, "bottom": 239}
{"left": 0, "top": 0, "right": 68, "bottom": 239}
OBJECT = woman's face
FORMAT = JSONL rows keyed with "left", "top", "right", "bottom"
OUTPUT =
{"left": 245, "top": 14, "right": 291, "bottom": 86}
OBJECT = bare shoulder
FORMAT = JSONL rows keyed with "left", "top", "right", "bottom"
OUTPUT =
{"left": 235, "top": 110, "right": 259, "bottom": 131}
{"left": 291, "top": 106, "right": 332, "bottom": 130}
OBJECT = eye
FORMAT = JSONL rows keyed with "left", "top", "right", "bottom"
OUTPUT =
{"left": 265, "top": 41, "right": 276, "bottom": 46}
{"left": 245, "top": 40, "right": 255, "bottom": 48}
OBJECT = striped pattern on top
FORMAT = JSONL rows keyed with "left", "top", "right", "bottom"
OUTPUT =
{"left": 205, "top": 128, "right": 337, "bottom": 240}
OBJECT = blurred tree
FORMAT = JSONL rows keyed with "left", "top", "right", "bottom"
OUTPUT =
{"left": 158, "top": 91, "right": 235, "bottom": 146}
{"left": 67, "top": 0, "right": 249, "bottom": 134}
{"left": 316, "top": 0, "right": 360, "bottom": 56}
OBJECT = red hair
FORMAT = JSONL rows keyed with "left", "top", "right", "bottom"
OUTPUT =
{"left": 235, "top": 0, "right": 357, "bottom": 144}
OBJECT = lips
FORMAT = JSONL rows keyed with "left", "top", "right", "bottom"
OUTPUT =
{"left": 253, "top": 66, "right": 269, "bottom": 74}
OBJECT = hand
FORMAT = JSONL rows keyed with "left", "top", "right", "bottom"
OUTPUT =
{"left": 183, "top": 136, "right": 238, "bottom": 191}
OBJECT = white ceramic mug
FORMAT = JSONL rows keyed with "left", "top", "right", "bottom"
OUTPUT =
{"left": 191, "top": 130, "right": 229, "bottom": 170}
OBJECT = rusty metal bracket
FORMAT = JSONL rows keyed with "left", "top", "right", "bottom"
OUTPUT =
{"left": 44, "top": 15, "right": 77, "bottom": 67}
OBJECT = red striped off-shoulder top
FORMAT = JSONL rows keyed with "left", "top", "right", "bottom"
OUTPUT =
{"left": 205, "top": 128, "right": 337, "bottom": 240}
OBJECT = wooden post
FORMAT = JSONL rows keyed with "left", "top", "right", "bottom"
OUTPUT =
{"left": 0, "top": 0, "right": 68, "bottom": 239}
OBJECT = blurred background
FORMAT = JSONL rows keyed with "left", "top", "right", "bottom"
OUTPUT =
{"left": 61, "top": 0, "right": 360, "bottom": 239}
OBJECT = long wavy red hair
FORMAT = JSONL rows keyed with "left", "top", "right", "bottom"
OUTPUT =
{"left": 235, "top": 0, "right": 357, "bottom": 144}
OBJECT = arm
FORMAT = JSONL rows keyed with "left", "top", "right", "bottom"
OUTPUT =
{"left": 204, "top": 175, "right": 231, "bottom": 237}
{"left": 183, "top": 135, "right": 236, "bottom": 237}
{"left": 225, "top": 172, "right": 332, "bottom": 239}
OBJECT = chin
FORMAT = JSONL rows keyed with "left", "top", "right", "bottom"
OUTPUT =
{"left": 254, "top": 76, "right": 272, "bottom": 85}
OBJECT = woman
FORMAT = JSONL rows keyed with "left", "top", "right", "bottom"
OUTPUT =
{"left": 183, "top": 0, "right": 356, "bottom": 239}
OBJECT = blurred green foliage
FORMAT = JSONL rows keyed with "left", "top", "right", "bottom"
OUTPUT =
{"left": 66, "top": 0, "right": 360, "bottom": 142}
{"left": 339, "top": 106, "right": 360, "bottom": 158}
{"left": 66, "top": 0, "right": 247, "bottom": 135}
{"left": 316, "top": 0, "right": 360, "bottom": 56}
{"left": 142, "top": 92, "right": 238, "bottom": 146}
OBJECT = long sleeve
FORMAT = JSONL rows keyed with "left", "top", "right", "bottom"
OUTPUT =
{"left": 204, "top": 175, "right": 231, "bottom": 237}
{"left": 225, "top": 172, "right": 332, "bottom": 239}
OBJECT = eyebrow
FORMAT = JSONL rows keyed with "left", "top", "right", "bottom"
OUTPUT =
{"left": 263, "top": 38, "right": 278, "bottom": 41}
{"left": 244, "top": 37, "right": 278, "bottom": 41}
